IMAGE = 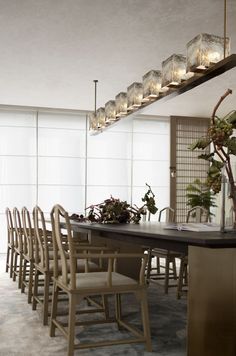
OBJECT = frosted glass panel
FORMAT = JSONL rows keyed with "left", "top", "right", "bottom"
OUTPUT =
{"left": 87, "top": 186, "right": 131, "bottom": 207}
{"left": 39, "top": 112, "right": 86, "bottom": 130}
{"left": 0, "top": 127, "right": 36, "bottom": 155}
{"left": 0, "top": 186, "right": 36, "bottom": 212}
{"left": 87, "top": 131, "right": 132, "bottom": 159}
{"left": 133, "top": 133, "right": 169, "bottom": 160}
{"left": 133, "top": 161, "right": 169, "bottom": 187}
{"left": 0, "top": 157, "right": 36, "bottom": 184}
{"left": 38, "top": 128, "right": 86, "bottom": 157}
{"left": 0, "top": 110, "right": 35, "bottom": 127}
{"left": 38, "top": 157, "right": 85, "bottom": 185}
{"left": 133, "top": 118, "right": 169, "bottom": 134}
{"left": 38, "top": 186, "right": 85, "bottom": 214}
{"left": 87, "top": 159, "right": 131, "bottom": 186}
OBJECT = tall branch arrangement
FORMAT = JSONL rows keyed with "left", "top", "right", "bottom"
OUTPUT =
{"left": 189, "top": 89, "right": 236, "bottom": 228}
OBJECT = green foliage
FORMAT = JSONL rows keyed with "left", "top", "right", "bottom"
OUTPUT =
{"left": 186, "top": 179, "right": 217, "bottom": 215}
{"left": 83, "top": 183, "right": 158, "bottom": 224}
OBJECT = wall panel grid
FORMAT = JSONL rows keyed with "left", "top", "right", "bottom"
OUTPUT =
{"left": 170, "top": 116, "right": 210, "bottom": 223}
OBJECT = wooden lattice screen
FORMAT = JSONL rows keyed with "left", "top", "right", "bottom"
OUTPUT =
{"left": 170, "top": 116, "right": 210, "bottom": 223}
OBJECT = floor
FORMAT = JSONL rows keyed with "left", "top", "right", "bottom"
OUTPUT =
{"left": 0, "top": 254, "right": 187, "bottom": 355}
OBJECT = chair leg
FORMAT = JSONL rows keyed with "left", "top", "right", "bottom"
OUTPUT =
{"left": 140, "top": 289, "right": 152, "bottom": 352}
{"left": 13, "top": 252, "right": 18, "bottom": 282}
{"left": 146, "top": 248, "right": 152, "bottom": 281}
{"left": 43, "top": 273, "right": 50, "bottom": 325}
{"left": 27, "top": 261, "right": 34, "bottom": 304}
{"left": 164, "top": 256, "right": 170, "bottom": 294}
{"left": 21, "top": 259, "right": 27, "bottom": 293}
{"left": 172, "top": 258, "right": 177, "bottom": 279}
{"left": 18, "top": 254, "right": 23, "bottom": 289}
{"left": 68, "top": 294, "right": 76, "bottom": 356}
{"left": 177, "top": 257, "right": 185, "bottom": 299}
{"left": 102, "top": 295, "right": 110, "bottom": 320}
{"left": 9, "top": 248, "right": 14, "bottom": 278}
{"left": 156, "top": 256, "right": 161, "bottom": 274}
{"left": 5, "top": 246, "right": 10, "bottom": 273}
{"left": 32, "top": 269, "right": 39, "bottom": 310}
{"left": 50, "top": 284, "right": 59, "bottom": 337}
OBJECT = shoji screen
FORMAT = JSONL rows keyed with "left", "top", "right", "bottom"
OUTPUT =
{"left": 132, "top": 117, "right": 170, "bottom": 220}
{"left": 170, "top": 116, "right": 210, "bottom": 223}
{"left": 37, "top": 112, "right": 86, "bottom": 215}
{"left": 86, "top": 118, "right": 133, "bottom": 207}
{"left": 0, "top": 110, "right": 37, "bottom": 252}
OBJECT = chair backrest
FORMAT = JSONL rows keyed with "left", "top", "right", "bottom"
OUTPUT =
{"left": 51, "top": 204, "right": 76, "bottom": 288}
{"left": 158, "top": 207, "right": 175, "bottom": 223}
{"left": 186, "top": 206, "right": 209, "bottom": 223}
{"left": 5, "top": 208, "right": 14, "bottom": 246}
{"left": 13, "top": 207, "right": 24, "bottom": 252}
{"left": 22, "top": 207, "right": 34, "bottom": 259}
{"left": 33, "top": 206, "right": 51, "bottom": 270}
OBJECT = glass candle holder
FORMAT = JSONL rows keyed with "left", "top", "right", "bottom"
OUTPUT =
{"left": 143, "top": 70, "right": 162, "bottom": 99}
{"left": 186, "top": 33, "right": 230, "bottom": 72}
{"left": 127, "top": 82, "right": 143, "bottom": 109}
{"left": 105, "top": 100, "right": 116, "bottom": 122}
{"left": 162, "top": 54, "right": 186, "bottom": 87}
{"left": 115, "top": 92, "right": 127, "bottom": 117}
{"left": 96, "top": 107, "right": 106, "bottom": 129}
{"left": 89, "top": 112, "right": 97, "bottom": 131}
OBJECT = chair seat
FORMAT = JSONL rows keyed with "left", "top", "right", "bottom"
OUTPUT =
{"left": 152, "top": 248, "right": 182, "bottom": 257}
{"left": 59, "top": 271, "right": 138, "bottom": 290}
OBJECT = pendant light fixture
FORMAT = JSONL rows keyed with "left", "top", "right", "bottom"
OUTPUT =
{"left": 89, "top": 0, "right": 235, "bottom": 135}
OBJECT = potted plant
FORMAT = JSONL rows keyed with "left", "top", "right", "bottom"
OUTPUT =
{"left": 189, "top": 89, "right": 236, "bottom": 228}
{"left": 186, "top": 178, "right": 217, "bottom": 221}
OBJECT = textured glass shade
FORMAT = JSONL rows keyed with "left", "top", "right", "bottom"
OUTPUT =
{"left": 89, "top": 112, "right": 97, "bottom": 131}
{"left": 143, "top": 70, "right": 162, "bottom": 99}
{"left": 105, "top": 100, "right": 116, "bottom": 122}
{"left": 187, "top": 33, "right": 230, "bottom": 72}
{"left": 127, "top": 82, "right": 143, "bottom": 109}
{"left": 115, "top": 92, "right": 127, "bottom": 117}
{"left": 97, "top": 107, "right": 106, "bottom": 128}
{"left": 162, "top": 54, "right": 186, "bottom": 87}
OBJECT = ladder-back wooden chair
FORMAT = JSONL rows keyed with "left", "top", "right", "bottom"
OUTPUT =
{"left": 12, "top": 207, "right": 24, "bottom": 289}
{"left": 50, "top": 204, "right": 152, "bottom": 355}
{"left": 146, "top": 207, "right": 181, "bottom": 294}
{"left": 5, "top": 208, "right": 15, "bottom": 278}
{"left": 21, "top": 207, "right": 35, "bottom": 303}
{"left": 177, "top": 205, "right": 209, "bottom": 299}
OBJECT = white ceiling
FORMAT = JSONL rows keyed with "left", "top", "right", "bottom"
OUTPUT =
{"left": 0, "top": 0, "right": 235, "bottom": 117}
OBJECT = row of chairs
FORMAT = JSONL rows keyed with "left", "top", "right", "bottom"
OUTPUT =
{"left": 5, "top": 205, "right": 152, "bottom": 355}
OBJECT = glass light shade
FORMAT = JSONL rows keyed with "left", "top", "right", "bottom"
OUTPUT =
{"left": 115, "top": 92, "right": 127, "bottom": 117}
{"left": 105, "top": 100, "right": 116, "bottom": 122}
{"left": 161, "top": 54, "right": 186, "bottom": 87}
{"left": 143, "top": 70, "right": 162, "bottom": 99}
{"left": 89, "top": 112, "right": 97, "bottom": 131}
{"left": 96, "top": 107, "right": 106, "bottom": 129}
{"left": 127, "top": 82, "right": 143, "bottom": 109}
{"left": 186, "top": 33, "right": 230, "bottom": 72}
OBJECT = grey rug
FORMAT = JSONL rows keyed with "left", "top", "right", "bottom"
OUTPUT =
{"left": 0, "top": 254, "right": 186, "bottom": 355}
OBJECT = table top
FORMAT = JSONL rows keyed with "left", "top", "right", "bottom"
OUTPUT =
{"left": 69, "top": 220, "right": 236, "bottom": 253}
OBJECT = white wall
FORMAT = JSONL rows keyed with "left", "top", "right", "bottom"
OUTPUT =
{"left": 0, "top": 109, "right": 170, "bottom": 252}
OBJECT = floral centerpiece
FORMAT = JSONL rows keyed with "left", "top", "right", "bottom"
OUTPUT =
{"left": 70, "top": 183, "right": 158, "bottom": 224}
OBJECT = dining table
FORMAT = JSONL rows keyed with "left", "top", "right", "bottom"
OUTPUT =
{"left": 67, "top": 220, "right": 236, "bottom": 356}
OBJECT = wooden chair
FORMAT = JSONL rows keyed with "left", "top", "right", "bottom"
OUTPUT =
{"left": 146, "top": 207, "right": 181, "bottom": 294}
{"left": 5, "top": 208, "right": 15, "bottom": 278}
{"left": 49, "top": 204, "right": 152, "bottom": 355}
{"left": 176, "top": 206, "right": 209, "bottom": 299}
{"left": 21, "top": 207, "right": 35, "bottom": 303}
{"left": 12, "top": 207, "right": 24, "bottom": 289}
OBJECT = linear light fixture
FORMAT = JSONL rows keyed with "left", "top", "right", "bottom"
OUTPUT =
{"left": 89, "top": 1, "right": 234, "bottom": 134}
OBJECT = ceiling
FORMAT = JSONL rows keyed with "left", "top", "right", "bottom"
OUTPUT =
{"left": 0, "top": 0, "right": 235, "bottom": 117}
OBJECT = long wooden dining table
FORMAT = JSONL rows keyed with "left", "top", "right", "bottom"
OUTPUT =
{"left": 68, "top": 220, "right": 236, "bottom": 356}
